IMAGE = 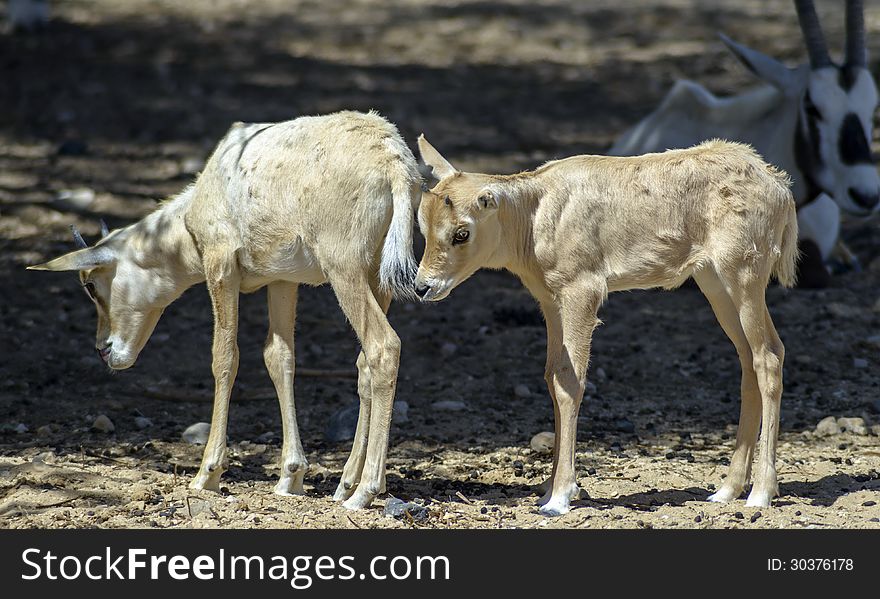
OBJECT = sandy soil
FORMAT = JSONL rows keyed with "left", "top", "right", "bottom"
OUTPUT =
{"left": 1, "top": 0, "right": 879, "bottom": 529}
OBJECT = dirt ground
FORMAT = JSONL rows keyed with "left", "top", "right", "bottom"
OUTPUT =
{"left": 1, "top": 0, "right": 879, "bottom": 529}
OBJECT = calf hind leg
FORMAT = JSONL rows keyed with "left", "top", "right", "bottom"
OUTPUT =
{"left": 694, "top": 268, "right": 761, "bottom": 503}
{"left": 191, "top": 253, "right": 241, "bottom": 492}
{"left": 329, "top": 272, "right": 400, "bottom": 510}
{"left": 264, "top": 281, "right": 309, "bottom": 496}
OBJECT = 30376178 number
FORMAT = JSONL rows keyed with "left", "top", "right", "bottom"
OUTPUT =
{"left": 768, "top": 558, "right": 854, "bottom": 572}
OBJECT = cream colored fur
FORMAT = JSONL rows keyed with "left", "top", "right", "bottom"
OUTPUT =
{"left": 416, "top": 136, "right": 798, "bottom": 515}
{"left": 29, "top": 110, "right": 421, "bottom": 510}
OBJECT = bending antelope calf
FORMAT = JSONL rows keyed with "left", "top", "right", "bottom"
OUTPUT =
{"left": 416, "top": 136, "right": 798, "bottom": 516}
{"left": 29, "top": 111, "right": 420, "bottom": 510}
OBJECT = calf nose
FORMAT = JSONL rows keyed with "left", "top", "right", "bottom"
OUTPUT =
{"left": 415, "top": 284, "right": 431, "bottom": 298}
{"left": 848, "top": 187, "right": 880, "bottom": 211}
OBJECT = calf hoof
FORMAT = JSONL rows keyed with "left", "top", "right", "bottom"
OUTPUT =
{"left": 707, "top": 485, "right": 742, "bottom": 503}
{"left": 745, "top": 487, "right": 776, "bottom": 508}
{"left": 342, "top": 488, "right": 376, "bottom": 511}
{"left": 538, "top": 498, "right": 571, "bottom": 517}
{"left": 274, "top": 476, "right": 305, "bottom": 497}
{"left": 333, "top": 481, "right": 356, "bottom": 502}
{"left": 190, "top": 469, "right": 223, "bottom": 493}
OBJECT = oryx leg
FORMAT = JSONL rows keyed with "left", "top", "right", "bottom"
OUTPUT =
{"left": 694, "top": 268, "right": 761, "bottom": 503}
{"left": 264, "top": 281, "right": 308, "bottom": 496}
{"left": 540, "top": 282, "right": 601, "bottom": 516}
{"left": 329, "top": 271, "right": 400, "bottom": 510}
{"left": 190, "top": 253, "right": 241, "bottom": 492}
{"left": 334, "top": 287, "right": 392, "bottom": 502}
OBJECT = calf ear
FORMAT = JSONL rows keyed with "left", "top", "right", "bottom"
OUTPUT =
{"left": 418, "top": 134, "right": 459, "bottom": 180}
{"left": 719, "top": 33, "right": 805, "bottom": 93}
{"left": 27, "top": 246, "right": 117, "bottom": 272}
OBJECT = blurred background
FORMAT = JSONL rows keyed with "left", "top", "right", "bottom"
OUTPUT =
{"left": 0, "top": 0, "right": 878, "bottom": 529}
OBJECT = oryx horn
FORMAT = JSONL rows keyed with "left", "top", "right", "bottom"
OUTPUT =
{"left": 794, "top": 0, "right": 832, "bottom": 67}
{"left": 845, "top": 0, "right": 866, "bottom": 67}
{"left": 70, "top": 224, "right": 88, "bottom": 249}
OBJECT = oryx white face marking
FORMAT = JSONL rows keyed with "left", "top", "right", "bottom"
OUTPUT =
{"left": 800, "top": 67, "right": 879, "bottom": 214}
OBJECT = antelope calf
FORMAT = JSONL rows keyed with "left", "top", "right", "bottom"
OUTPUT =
{"left": 416, "top": 136, "right": 798, "bottom": 516}
{"left": 29, "top": 110, "right": 420, "bottom": 510}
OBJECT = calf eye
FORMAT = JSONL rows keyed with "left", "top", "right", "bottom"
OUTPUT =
{"left": 452, "top": 228, "right": 470, "bottom": 245}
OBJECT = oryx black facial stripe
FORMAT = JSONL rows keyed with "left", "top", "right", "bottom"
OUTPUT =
{"left": 839, "top": 113, "right": 873, "bottom": 165}
{"left": 793, "top": 115, "right": 825, "bottom": 207}
{"left": 838, "top": 64, "right": 861, "bottom": 91}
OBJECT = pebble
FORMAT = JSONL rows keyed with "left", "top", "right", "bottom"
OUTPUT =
{"left": 440, "top": 342, "right": 458, "bottom": 357}
{"left": 55, "top": 188, "right": 96, "bottom": 209}
{"left": 393, "top": 400, "right": 409, "bottom": 424}
{"left": 872, "top": 424, "right": 880, "bottom": 437}
{"left": 91, "top": 414, "right": 115, "bottom": 433}
{"left": 14, "top": 423, "right": 28, "bottom": 434}
{"left": 36, "top": 425, "right": 53, "bottom": 437}
{"left": 134, "top": 416, "right": 153, "bottom": 430}
{"left": 530, "top": 431, "right": 555, "bottom": 454}
{"left": 514, "top": 384, "right": 531, "bottom": 398}
{"left": 384, "top": 497, "right": 429, "bottom": 521}
{"left": 837, "top": 417, "right": 868, "bottom": 436}
{"left": 815, "top": 416, "right": 841, "bottom": 436}
{"left": 432, "top": 399, "right": 467, "bottom": 412}
{"left": 182, "top": 422, "right": 211, "bottom": 445}
{"left": 614, "top": 418, "right": 635, "bottom": 434}
{"left": 255, "top": 431, "right": 275, "bottom": 443}
{"left": 325, "top": 404, "right": 359, "bottom": 443}
{"left": 750, "top": 511, "right": 762, "bottom": 523}
{"left": 853, "top": 358, "right": 868, "bottom": 369}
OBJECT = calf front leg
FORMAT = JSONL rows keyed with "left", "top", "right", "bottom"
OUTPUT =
{"left": 190, "top": 254, "right": 240, "bottom": 493}
{"left": 540, "top": 283, "right": 601, "bottom": 516}
{"left": 265, "top": 281, "right": 308, "bottom": 496}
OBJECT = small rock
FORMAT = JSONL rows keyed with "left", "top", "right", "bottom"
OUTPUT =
{"left": 57, "top": 139, "right": 88, "bottom": 156}
{"left": 514, "top": 384, "right": 531, "bottom": 398}
{"left": 432, "top": 400, "right": 467, "bottom": 412}
{"left": 55, "top": 188, "right": 96, "bottom": 209}
{"left": 392, "top": 400, "right": 409, "bottom": 424}
{"left": 853, "top": 358, "right": 869, "bottom": 369}
{"left": 863, "top": 501, "right": 877, "bottom": 507}
{"left": 182, "top": 422, "right": 211, "bottom": 445}
{"left": 530, "top": 431, "right": 555, "bottom": 454}
{"left": 384, "top": 497, "right": 428, "bottom": 521}
{"left": 134, "top": 416, "right": 153, "bottom": 430}
{"left": 614, "top": 418, "right": 635, "bottom": 434}
{"left": 837, "top": 417, "right": 868, "bottom": 436}
{"left": 186, "top": 498, "right": 212, "bottom": 518}
{"left": 180, "top": 157, "right": 205, "bottom": 175}
{"left": 750, "top": 511, "right": 762, "bottom": 523}
{"left": 440, "top": 342, "right": 458, "bottom": 357}
{"left": 255, "top": 431, "right": 275, "bottom": 443}
{"left": 36, "top": 424, "right": 53, "bottom": 437}
{"left": 815, "top": 416, "right": 841, "bottom": 436}
{"left": 325, "top": 404, "right": 359, "bottom": 443}
{"left": 91, "top": 414, "right": 115, "bottom": 433}
{"left": 871, "top": 424, "right": 880, "bottom": 437}
{"left": 827, "top": 302, "right": 863, "bottom": 319}
{"left": 14, "top": 423, "right": 28, "bottom": 434}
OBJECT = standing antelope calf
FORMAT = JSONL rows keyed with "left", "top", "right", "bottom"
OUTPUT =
{"left": 29, "top": 110, "right": 420, "bottom": 510}
{"left": 416, "top": 136, "right": 798, "bottom": 516}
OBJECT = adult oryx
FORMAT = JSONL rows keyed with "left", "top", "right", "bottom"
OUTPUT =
{"left": 611, "top": 0, "right": 878, "bottom": 287}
